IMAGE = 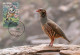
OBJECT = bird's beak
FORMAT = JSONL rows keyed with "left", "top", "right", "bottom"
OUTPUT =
{"left": 36, "top": 10, "right": 39, "bottom": 12}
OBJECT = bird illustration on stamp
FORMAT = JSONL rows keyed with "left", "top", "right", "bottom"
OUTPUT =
{"left": 3, "top": 2, "right": 19, "bottom": 27}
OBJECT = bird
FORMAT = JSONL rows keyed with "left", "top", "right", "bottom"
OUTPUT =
{"left": 36, "top": 9, "right": 70, "bottom": 47}
{"left": 6, "top": 6, "right": 15, "bottom": 21}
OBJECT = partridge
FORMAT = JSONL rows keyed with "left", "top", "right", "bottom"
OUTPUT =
{"left": 36, "top": 9, "right": 70, "bottom": 47}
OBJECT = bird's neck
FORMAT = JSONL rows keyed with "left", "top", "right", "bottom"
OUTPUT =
{"left": 40, "top": 15, "right": 47, "bottom": 25}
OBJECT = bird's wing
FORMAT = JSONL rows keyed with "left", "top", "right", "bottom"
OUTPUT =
{"left": 47, "top": 19, "right": 70, "bottom": 42}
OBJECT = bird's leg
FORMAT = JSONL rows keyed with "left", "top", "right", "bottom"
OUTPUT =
{"left": 49, "top": 39, "right": 54, "bottom": 47}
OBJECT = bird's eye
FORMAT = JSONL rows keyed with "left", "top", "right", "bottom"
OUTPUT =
{"left": 39, "top": 10, "right": 41, "bottom": 11}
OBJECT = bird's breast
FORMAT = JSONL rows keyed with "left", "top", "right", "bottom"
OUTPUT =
{"left": 41, "top": 24, "right": 54, "bottom": 38}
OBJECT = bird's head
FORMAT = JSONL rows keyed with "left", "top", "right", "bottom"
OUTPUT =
{"left": 36, "top": 9, "right": 46, "bottom": 13}
{"left": 36, "top": 9, "right": 47, "bottom": 18}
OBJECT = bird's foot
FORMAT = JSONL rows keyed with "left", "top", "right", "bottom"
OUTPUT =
{"left": 49, "top": 43, "right": 53, "bottom": 47}
{"left": 49, "top": 40, "right": 54, "bottom": 47}
{"left": 49, "top": 45, "right": 53, "bottom": 47}
{"left": 49, "top": 44, "right": 58, "bottom": 48}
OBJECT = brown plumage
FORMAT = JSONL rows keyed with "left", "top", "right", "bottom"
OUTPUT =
{"left": 36, "top": 9, "right": 70, "bottom": 47}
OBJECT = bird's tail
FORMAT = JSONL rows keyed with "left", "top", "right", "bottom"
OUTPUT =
{"left": 63, "top": 36, "right": 70, "bottom": 43}
{"left": 65, "top": 37, "right": 70, "bottom": 43}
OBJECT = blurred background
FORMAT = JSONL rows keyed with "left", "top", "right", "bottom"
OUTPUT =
{"left": 0, "top": 0, "right": 80, "bottom": 49}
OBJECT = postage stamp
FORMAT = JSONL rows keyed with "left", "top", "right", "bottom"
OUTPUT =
{"left": 3, "top": 2, "right": 19, "bottom": 28}
{"left": 3, "top": 2, "right": 25, "bottom": 37}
